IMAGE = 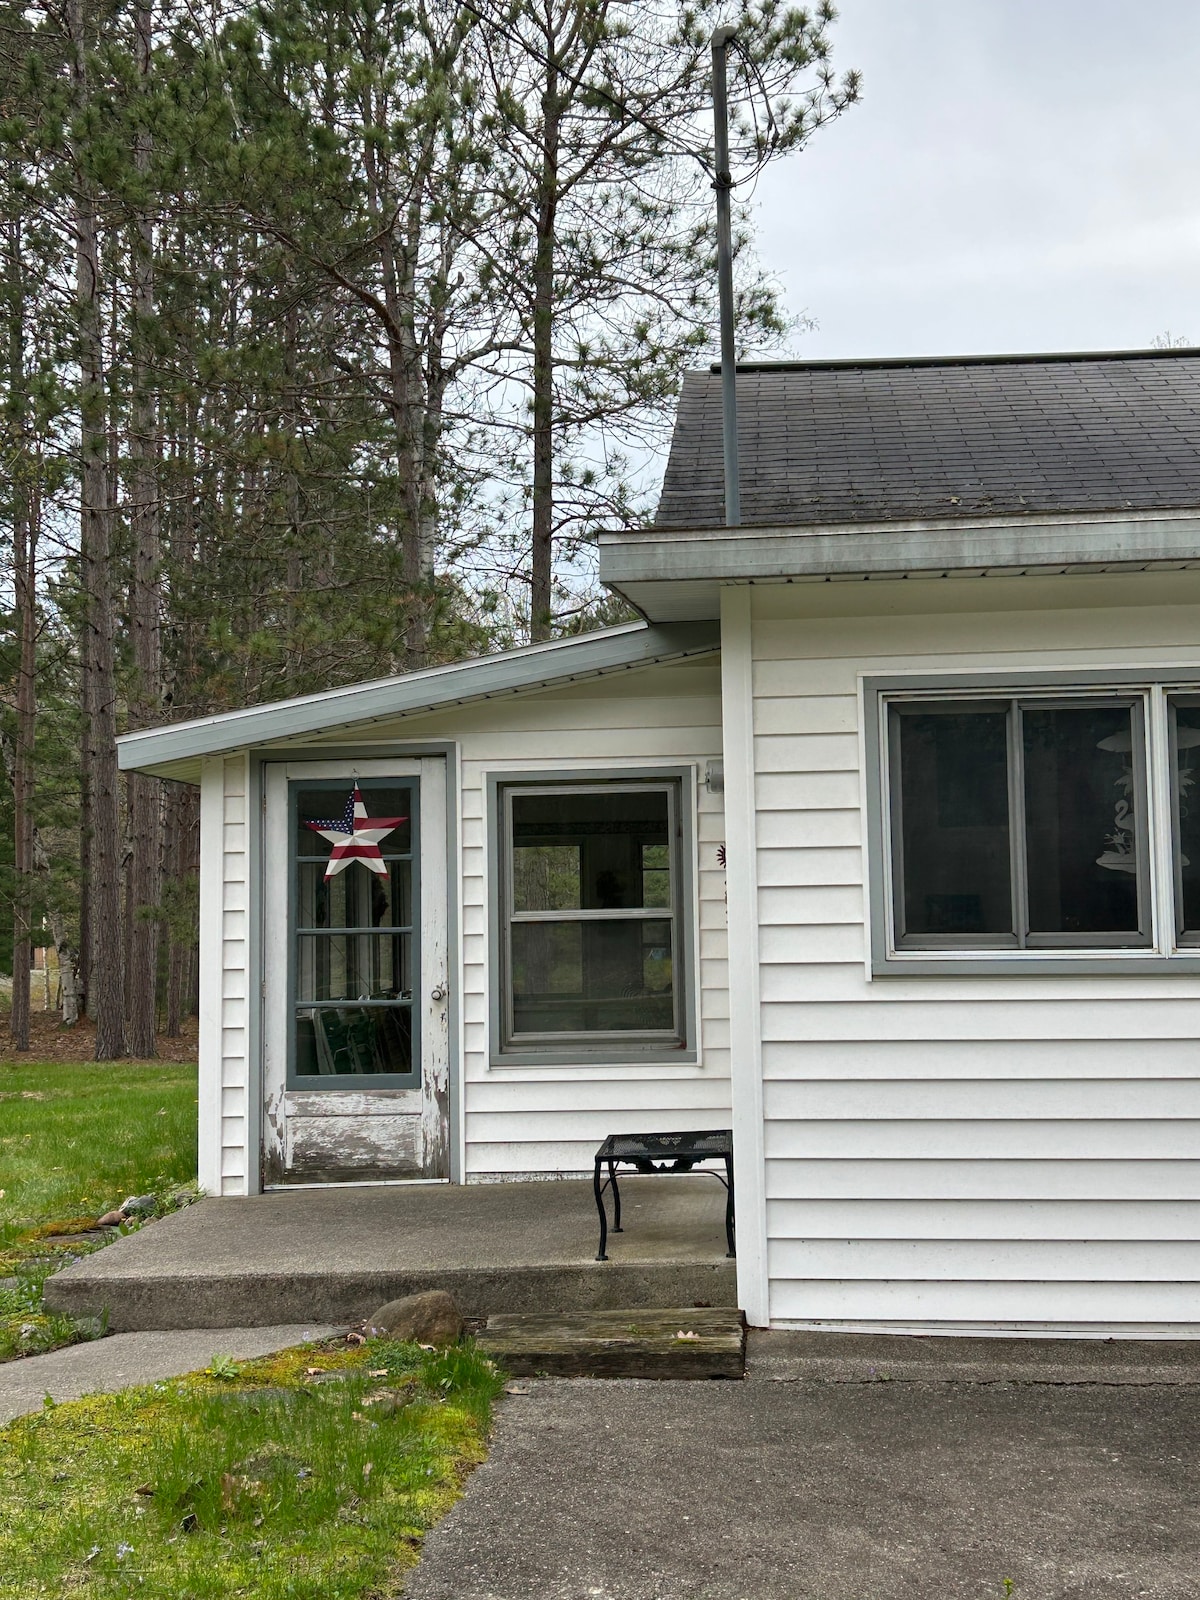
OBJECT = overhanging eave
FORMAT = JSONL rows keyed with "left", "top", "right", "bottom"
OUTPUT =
{"left": 599, "top": 508, "right": 1200, "bottom": 620}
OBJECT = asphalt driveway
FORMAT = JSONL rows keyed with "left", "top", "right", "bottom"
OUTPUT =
{"left": 405, "top": 1332, "right": 1200, "bottom": 1600}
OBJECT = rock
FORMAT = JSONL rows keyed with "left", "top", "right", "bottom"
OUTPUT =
{"left": 0, "top": 1277, "right": 19, "bottom": 1296}
{"left": 120, "top": 1195, "right": 157, "bottom": 1217}
{"left": 365, "top": 1290, "right": 464, "bottom": 1346}
{"left": 97, "top": 1210, "right": 125, "bottom": 1227}
{"left": 359, "top": 1387, "right": 415, "bottom": 1418}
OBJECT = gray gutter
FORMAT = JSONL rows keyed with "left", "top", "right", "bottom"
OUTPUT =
{"left": 117, "top": 620, "right": 721, "bottom": 773}
{"left": 600, "top": 507, "right": 1200, "bottom": 586}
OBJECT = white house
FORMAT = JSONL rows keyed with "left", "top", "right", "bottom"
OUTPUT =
{"left": 120, "top": 349, "right": 1200, "bottom": 1337}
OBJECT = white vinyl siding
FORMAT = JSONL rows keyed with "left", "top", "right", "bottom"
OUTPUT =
{"left": 749, "top": 574, "right": 1200, "bottom": 1334}
{"left": 198, "top": 752, "right": 252, "bottom": 1196}
{"left": 459, "top": 661, "right": 727, "bottom": 1178}
{"left": 327, "top": 654, "right": 729, "bottom": 1180}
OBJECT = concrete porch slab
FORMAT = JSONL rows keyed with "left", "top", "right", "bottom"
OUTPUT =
{"left": 43, "top": 1176, "right": 738, "bottom": 1332}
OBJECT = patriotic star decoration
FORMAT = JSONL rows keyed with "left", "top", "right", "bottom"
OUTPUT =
{"left": 304, "top": 786, "right": 407, "bottom": 880}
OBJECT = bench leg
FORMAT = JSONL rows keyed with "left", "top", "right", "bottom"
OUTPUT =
{"left": 725, "top": 1154, "right": 736, "bottom": 1258}
{"left": 610, "top": 1159, "right": 623, "bottom": 1232}
{"left": 594, "top": 1160, "right": 609, "bottom": 1261}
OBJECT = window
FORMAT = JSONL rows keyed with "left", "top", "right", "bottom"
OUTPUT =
{"left": 289, "top": 780, "right": 419, "bottom": 1083}
{"left": 889, "top": 697, "right": 1151, "bottom": 950}
{"left": 497, "top": 780, "right": 689, "bottom": 1058}
{"left": 874, "top": 680, "right": 1200, "bottom": 965}
{"left": 1172, "top": 697, "right": 1200, "bottom": 943}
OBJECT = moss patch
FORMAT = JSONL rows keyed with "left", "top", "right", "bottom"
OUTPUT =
{"left": 0, "top": 1336, "right": 504, "bottom": 1599}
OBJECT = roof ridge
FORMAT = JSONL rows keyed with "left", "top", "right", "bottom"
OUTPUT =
{"left": 704, "top": 348, "right": 1200, "bottom": 375}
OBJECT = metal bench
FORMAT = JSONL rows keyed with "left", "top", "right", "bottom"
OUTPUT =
{"left": 592, "top": 1129, "right": 735, "bottom": 1262}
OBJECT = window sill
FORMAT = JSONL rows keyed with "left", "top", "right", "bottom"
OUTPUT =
{"left": 488, "top": 1049, "right": 701, "bottom": 1071}
{"left": 873, "top": 950, "right": 1200, "bottom": 978}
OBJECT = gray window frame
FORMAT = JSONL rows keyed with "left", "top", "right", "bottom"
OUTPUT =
{"left": 888, "top": 694, "right": 1152, "bottom": 952}
{"left": 489, "top": 769, "right": 698, "bottom": 1066}
{"left": 286, "top": 775, "right": 421, "bottom": 1089}
{"left": 865, "top": 670, "right": 1200, "bottom": 976}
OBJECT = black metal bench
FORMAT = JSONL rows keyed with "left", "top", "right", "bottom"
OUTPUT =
{"left": 592, "top": 1129, "right": 735, "bottom": 1262}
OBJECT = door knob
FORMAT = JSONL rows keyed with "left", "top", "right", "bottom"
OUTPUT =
{"left": 430, "top": 983, "right": 447, "bottom": 1003}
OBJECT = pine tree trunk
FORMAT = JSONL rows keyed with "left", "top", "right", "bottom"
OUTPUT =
{"left": 164, "top": 781, "right": 185, "bottom": 1038}
{"left": 7, "top": 221, "right": 34, "bottom": 1051}
{"left": 77, "top": 613, "right": 92, "bottom": 1015}
{"left": 163, "top": 781, "right": 199, "bottom": 1036}
{"left": 70, "top": 0, "right": 125, "bottom": 1059}
{"left": 529, "top": 64, "right": 560, "bottom": 643}
{"left": 10, "top": 485, "right": 37, "bottom": 1049}
{"left": 359, "top": 75, "right": 430, "bottom": 673}
{"left": 125, "top": 0, "right": 162, "bottom": 1057}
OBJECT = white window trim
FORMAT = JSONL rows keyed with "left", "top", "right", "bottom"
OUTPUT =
{"left": 864, "top": 671, "right": 1200, "bottom": 976}
{"left": 485, "top": 766, "right": 701, "bottom": 1068}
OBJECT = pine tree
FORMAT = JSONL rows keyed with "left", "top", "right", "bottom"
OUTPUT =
{"left": 472, "top": 0, "right": 858, "bottom": 637}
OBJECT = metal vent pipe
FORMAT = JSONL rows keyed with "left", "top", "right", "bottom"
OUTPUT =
{"left": 711, "top": 25, "right": 741, "bottom": 527}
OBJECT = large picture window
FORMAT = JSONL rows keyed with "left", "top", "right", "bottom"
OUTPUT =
{"left": 497, "top": 780, "right": 688, "bottom": 1057}
{"left": 887, "top": 696, "right": 1152, "bottom": 950}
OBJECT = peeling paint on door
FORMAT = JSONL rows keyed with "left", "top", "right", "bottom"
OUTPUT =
{"left": 261, "top": 756, "right": 451, "bottom": 1185}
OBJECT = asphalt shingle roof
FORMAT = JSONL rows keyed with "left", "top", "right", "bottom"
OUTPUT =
{"left": 653, "top": 351, "right": 1200, "bottom": 529}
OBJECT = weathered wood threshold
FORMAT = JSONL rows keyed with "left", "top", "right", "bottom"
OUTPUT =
{"left": 479, "top": 1306, "right": 746, "bottom": 1380}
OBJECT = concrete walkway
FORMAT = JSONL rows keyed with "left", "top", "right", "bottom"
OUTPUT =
{"left": 44, "top": 1177, "right": 736, "bottom": 1330}
{"left": 406, "top": 1332, "right": 1200, "bottom": 1600}
{"left": 0, "top": 1324, "right": 336, "bottom": 1425}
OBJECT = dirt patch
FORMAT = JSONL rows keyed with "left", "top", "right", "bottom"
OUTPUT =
{"left": 0, "top": 1011, "right": 198, "bottom": 1065}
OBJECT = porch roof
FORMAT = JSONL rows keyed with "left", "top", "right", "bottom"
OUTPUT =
{"left": 116, "top": 619, "right": 721, "bottom": 782}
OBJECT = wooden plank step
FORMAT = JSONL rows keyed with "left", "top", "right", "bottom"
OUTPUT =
{"left": 478, "top": 1306, "right": 746, "bottom": 1380}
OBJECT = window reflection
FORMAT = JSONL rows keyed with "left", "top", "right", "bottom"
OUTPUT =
{"left": 1024, "top": 706, "right": 1140, "bottom": 935}
{"left": 295, "top": 1006, "right": 413, "bottom": 1076}
{"left": 895, "top": 708, "right": 1013, "bottom": 937}
{"left": 1173, "top": 703, "right": 1200, "bottom": 934}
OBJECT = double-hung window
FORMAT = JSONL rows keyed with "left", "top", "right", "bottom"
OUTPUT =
{"left": 873, "top": 681, "right": 1200, "bottom": 967}
{"left": 496, "top": 779, "right": 690, "bottom": 1060}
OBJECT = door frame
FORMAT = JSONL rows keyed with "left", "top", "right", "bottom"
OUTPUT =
{"left": 248, "top": 743, "right": 462, "bottom": 1189}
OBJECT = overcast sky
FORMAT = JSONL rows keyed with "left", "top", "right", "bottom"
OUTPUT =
{"left": 752, "top": 0, "right": 1200, "bottom": 360}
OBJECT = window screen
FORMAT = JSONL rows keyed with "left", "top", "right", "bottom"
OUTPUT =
{"left": 500, "top": 783, "right": 685, "bottom": 1051}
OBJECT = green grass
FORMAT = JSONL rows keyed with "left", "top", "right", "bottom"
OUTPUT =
{"left": 0, "top": 1060, "right": 198, "bottom": 1248}
{"left": 0, "top": 1060, "right": 198, "bottom": 1360}
{"left": 0, "top": 1256, "right": 107, "bottom": 1362}
{"left": 0, "top": 1336, "right": 505, "bottom": 1600}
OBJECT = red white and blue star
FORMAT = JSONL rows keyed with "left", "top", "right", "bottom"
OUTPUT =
{"left": 304, "top": 786, "right": 406, "bottom": 879}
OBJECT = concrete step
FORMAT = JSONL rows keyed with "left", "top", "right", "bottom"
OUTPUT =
{"left": 46, "top": 1260, "right": 738, "bottom": 1332}
{"left": 41, "top": 1178, "right": 738, "bottom": 1332}
{"left": 478, "top": 1306, "right": 746, "bottom": 1379}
